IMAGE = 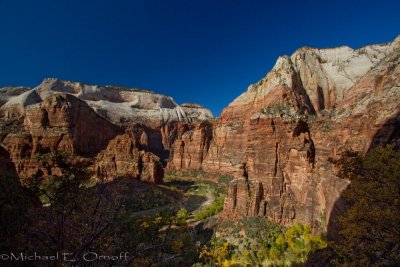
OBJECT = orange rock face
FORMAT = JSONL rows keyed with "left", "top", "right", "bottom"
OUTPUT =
{"left": 95, "top": 133, "right": 163, "bottom": 183}
{"left": 0, "top": 93, "right": 166, "bottom": 184}
{"left": 169, "top": 37, "right": 400, "bottom": 228}
{"left": 26, "top": 94, "right": 122, "bottom": 156}
{"left": 1, "top": 93, "right": 121, "bottom": 179}
{"left": 0, "top": 37, "right": 399, "bottom": 229}
{"left": 0, "top": 78, "right": 214, "bottom": 185}
{"left": 168, "top": 121, "right": 213, "bottom": 170}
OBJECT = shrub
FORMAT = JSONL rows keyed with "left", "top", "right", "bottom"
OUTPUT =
{"left": 199, "top": 218, "right": 326, "bottom": 266}
{"left": 195, "top": 197, "right": 224, "bottom": 220}
{"left": 0, "top": 118, "right": 25, "bottom": 134}
{"left": 176, "top": 208, "right": 189, "bottom": 225}
{"left": 217, "top": 175, "right": 233, "bottom": 185}
{"left": 332, "top": 145, "right": 400, "bottom": 266}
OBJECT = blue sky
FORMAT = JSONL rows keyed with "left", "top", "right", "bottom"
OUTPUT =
{"left": 0, "top": 0, "right": 399, "bottom": 116}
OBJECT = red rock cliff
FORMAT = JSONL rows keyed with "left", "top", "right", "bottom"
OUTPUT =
{"left": 170, "top": 36, "right": 400, "bottom": 227}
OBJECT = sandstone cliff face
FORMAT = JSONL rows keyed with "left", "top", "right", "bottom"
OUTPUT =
{"left": 1, "top": 93, "right": 122, "bottom": 179}
{"left": 1, "top": 78, "right": 213, "bottom": 128}
{"left": 170, "top": 36, "right": 400, "bottom": 227}
{"left": 0, "top": 79, "right": 213, "bottom": 183}
{"left": 169, "top": 120, "right": 213, "bottom": 170}
{"left": 0, "top": 79, "right": 214, "bottom": 183}
{"left": 1, "top": 36, "right": 398, "bottom": 229}
{"left": 230, "top": 35, "right": 399, "bottom": 114}
{"left": 95, "top": 133, "right": 163, "bottom": 183}
{"left": 25, "top": 93, "right": 122, "bottom": 156}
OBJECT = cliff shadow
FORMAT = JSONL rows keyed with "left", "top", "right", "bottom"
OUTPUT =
{"left": 327, "top": 111, "right": 400, "bottom": 239}
{"left": 306, "top": 111, "right": 400, "bottom": 266}
{"left": 368, "top": 112, "right": 400, "bottom": 150}
{"left": 162, "top": 181, "right": 208, "bottom": 211}
{"left": 163, "top": 180, "right": 196, "bottom": 191}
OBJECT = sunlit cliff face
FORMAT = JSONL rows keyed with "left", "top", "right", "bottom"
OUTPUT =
{"left": 169, "top": 36, "right": 400, "bottom": 227}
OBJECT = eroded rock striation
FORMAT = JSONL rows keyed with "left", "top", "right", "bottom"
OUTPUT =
{"left": 1, "top": 78, "right": 213, "bottom": 127}
{"left": 0, "top": 79, "right": 213, "bottom": 183}
{"left": 169, "top": 35, "right": 400, "bottom": 227}
{"left": 95, "top": 133, "right": 164, "bottom": 183}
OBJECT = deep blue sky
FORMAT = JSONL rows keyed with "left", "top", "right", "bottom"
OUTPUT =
{"left": 1, "top": 0, "right": 399, "bottom": 116}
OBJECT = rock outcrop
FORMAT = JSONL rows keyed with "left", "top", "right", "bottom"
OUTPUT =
{"left": 169, "top": 120, "right": 213, "bottom": 170}
{"left": 170, "top": 35, "right": 400, "bottom": 227}
{"left": 1, "top": 78, "right": 213, "bottom": 128}
{"left": 0, "top": 86, "right": 31, "bottom": 107}
{"left": 1, "top": 93, "right": 121, "bottom": 179}
{"left": 0, "top": 79, "right": 213, "bottom": 184}
{"left": 95, "top": 133, "right": 163, "bottom": 183}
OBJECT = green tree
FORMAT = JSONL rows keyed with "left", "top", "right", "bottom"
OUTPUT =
{"left": 199, "top": 239, "right": 233, "bottom": 265}
{"left": 176, "top": 207, "right": 189, "bottom": 225}
{"left": 333, "top": 146, "right": 400, "bottom": 266}
{"left": 284, "top": 223, "right": 326, "bottom": 262}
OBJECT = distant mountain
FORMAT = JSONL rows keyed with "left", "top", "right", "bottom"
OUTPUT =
{"left": 0, "top": 78, "right": 213, "bottom": 183}
{"left": 1, "top": 78, "right": 213, "bottom": 128}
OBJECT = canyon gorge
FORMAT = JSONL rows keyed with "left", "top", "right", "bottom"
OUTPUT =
{"left": 1, "top": 35, "right": 399, "bottom": 231}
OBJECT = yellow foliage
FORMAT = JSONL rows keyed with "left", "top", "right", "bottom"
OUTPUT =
{"left": 140, "top": 221, "right": 149, "bottom": 229}
{"left": 169, "top": 239, "right": 184, "bottom": 254}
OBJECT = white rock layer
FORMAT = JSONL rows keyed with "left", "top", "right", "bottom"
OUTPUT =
{"left": 1, "top": 78, "right": 213, "bottom": 127}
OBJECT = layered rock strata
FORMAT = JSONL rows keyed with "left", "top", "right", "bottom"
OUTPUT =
{"left": 169, "top": 35, "right": 400, "bottom": 227}
{"left": 0, "top": 79, "right": 213, "bottom": 183}
{"left": 95, "top": 133, "right": 163, "bottom": 183}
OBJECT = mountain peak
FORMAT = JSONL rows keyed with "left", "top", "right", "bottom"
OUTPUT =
{"left": 229, "top": 35, "right": 399, "bottom": 115}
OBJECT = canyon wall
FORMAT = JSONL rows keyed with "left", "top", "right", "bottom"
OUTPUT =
{"left": 0, "top": 36, "right": 399, "bottom": 229}
{"left": 169, "top": 36, "right": 400, "bottom": 227}
{"left": 0, "top": 79, "right": 213, "bottom": 184}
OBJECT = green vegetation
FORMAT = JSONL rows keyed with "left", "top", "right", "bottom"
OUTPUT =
{"left": 260, "top": 103, "right": 298, "bottom": 121}
{"left": 105, "top": 84, "right": 155, "bottom": 94}
{"left": 259, "top": 103, "right": 321, "bottom": 123}
{"left": 197, "top": 217, "right": 326, "bottom": 266}
{"left": 114, "top": 209, "right": 199, "bottom": 266}
{"left": 306, "top": 114, "right": 318, "bottom": 123}
{"left": 330, "top": 145, "right": 400, "bottom": 266}
{"left": 0, "top": 118, "right": 25, "bottom": 135}
{"left": 165, "top": 169, "right": 230, "bottom": 221}
{"left": 320, "top": 123, "right": 332, "bottom": 132}
{"left": 176, "top": 207, "right": 189, "bottom": 225}
{"left": 164, "top": 169, "right": 231, "bottom": 195}
{"left": 12, "top": 146, "right": 400, "bottom": 266}
{"left": 217, "top": 174, "right": 234, "bottom": 185}
{"left": 195, "top": 197, "right": 224, "bottom": 221}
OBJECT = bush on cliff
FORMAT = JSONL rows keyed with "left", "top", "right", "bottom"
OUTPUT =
{"left": 331, "top": 145, "right": 400, "bottom": 266}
